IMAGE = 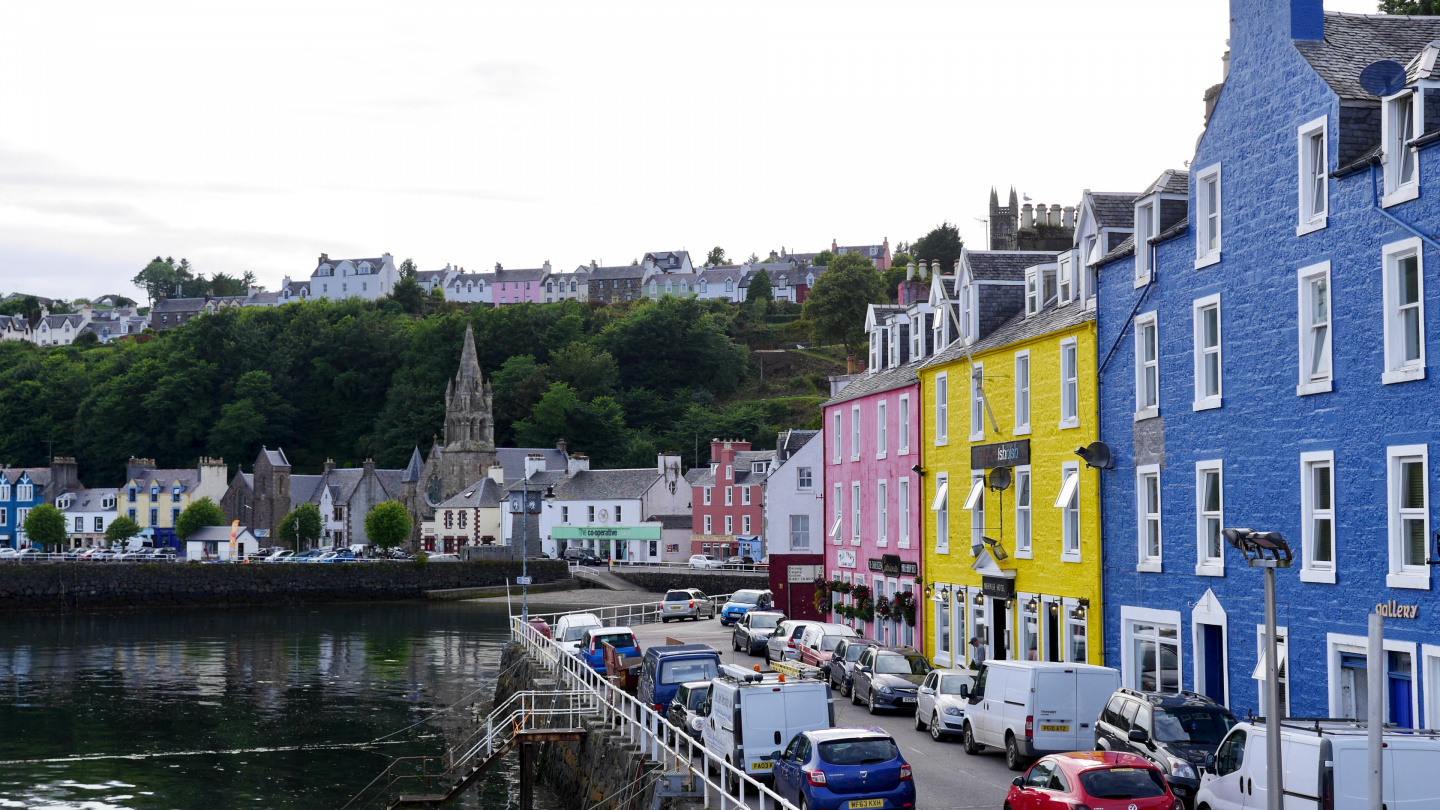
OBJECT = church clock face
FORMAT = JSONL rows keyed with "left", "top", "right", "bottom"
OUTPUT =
{"left": 427, "top": 475, "right": 443, "bottom": 506}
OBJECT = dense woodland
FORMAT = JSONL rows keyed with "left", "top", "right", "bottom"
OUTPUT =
{"left": 0, "top": 296, "right": 842, "bottom": 485}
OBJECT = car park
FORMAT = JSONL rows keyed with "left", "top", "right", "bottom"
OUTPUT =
{"left": 914, "top": 669, "right": 974, "bottom": 741}
{"left": 797, "top": 623, "right": 859, "bottom": 668}
{"left": 687, "top": 554, "right": 722, "bottom": 570}
{"left": 699, "top": 664, "right": 834, "bottom": 780}
{"left": 1005, "top": 751, "right": 1176, "bottom": 810}
{"left": 327, "top": 549, "right": 357, "bottom": 562}
{"left": 766, "top": 620, "right": 823, "bottom": 664}
{"left": 265, "top": 549, "right": 295, "bottom": 563}
{"left": 554, "top": 613, "right": 603, "bottom": 655}
{"left": 850, "top": 646, "right": 931, "bottom": 715}
{"left": 636, "top": 644, "right": 721, "bottom": 714}
{"left": 771, "top": 727, "right": 914, "bottom": 810}
{"left": 720, "top": 555, "right": 758, "bottom": 571}
{"left": 1094, "top": 688, "right": 1235, "bottom": 806}
{"left": 718, "top": 589, "right": 772, "bottom": 625}
{"left": 731, "top": 610, "right": 784, "bottom": 656}
{"left": 660, "top": 589, "right": 715, "bottom": 622}
{"left": 563, "top": 548, "right": 603, "bottom": 566}
{"left": 825, "top": 637, "right": 880, "bottom": 698}
{"left": 576, "top": 626, "right": 640, "bottom": 675}
{"left": 960, "top": 660, "right": 1121, "bottom": 770}
{"left": 290, "top": 550, "right": 325, "bottom": 563}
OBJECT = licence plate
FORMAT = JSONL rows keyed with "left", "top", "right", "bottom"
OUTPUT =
{"left": 849, "top": 801, "right": 884, "bottom": 809}
{"left": 750, "top": 761, "right": 773, "bottom": 771}
{"left": 902, "top": 697, "right": 917, "bottom": 703}
{"left": 1040, "top": 724, "right": 1070, "bottom": 732}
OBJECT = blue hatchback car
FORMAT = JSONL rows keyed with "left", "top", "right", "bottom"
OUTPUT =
{"left": 718, "top": 589, "right": 774, "bottom": 626}
{"left": 771, "top": 727, "right": 915, "bottom": 810}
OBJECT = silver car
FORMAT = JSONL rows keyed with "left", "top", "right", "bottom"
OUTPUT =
{"left": 914, "top": 668, "right": 975, "bottom": 741}
{"left": 764, "top": 619, "right": 822, "bottom": 664}
{"left": 660, "top": 589, "right": 715, "bottom": 621}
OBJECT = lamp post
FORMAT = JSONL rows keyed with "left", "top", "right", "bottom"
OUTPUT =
{"left": 1223, "top": 527, "right": 1292, "bottom": 810}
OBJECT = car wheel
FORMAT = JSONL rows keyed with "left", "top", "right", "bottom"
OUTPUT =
{"left": 733, "top": 635, "right": 740, "bottom": 652}
{"left": 867, "top": 689, "right": 879, "bottom": 715}
{"left": 661, "top": 617, "right": 670, "bottom": 623}
{"left": 962, "top": 722, "right": 981, "bottom": 755}
{"left": 930, "top": 712, "right": 946, "bottom": 742}
{"left": 842, "top": 678, "right": 852, "bottom": 698}
{"left": 914, "top": 710, "right": 926, "bottom": 731}
{"left": 1005, "top": 733, "right": 1025, "bottom": 771}
{"left": 764, "top": 648, "right": 771, "bottom": 665}
{"left": 799, "top": 797, "right": 809, "bottom": 810}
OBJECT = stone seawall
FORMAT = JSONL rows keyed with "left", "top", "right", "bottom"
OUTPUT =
{"left": 0, "top": 560, "right": 570, "bottom": 612}
{"left": 608, "top": 570, "right": 769, "bottom": 595}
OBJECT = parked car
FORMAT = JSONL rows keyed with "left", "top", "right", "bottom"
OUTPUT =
{"left": 265, "top": 549, "right": 295, "bottom": 563}
{"left": 563, "top": 548, "right": 603, "bottom": 566}
{"left": 825, "top": 637, "right": 880, "bottom": 698}
{"left": 914, "top": 669, "right": 975, "bottom": 741}
{"left": 327, "top": 549, "right": 357, "bottom": 562}
{"left": 766, "top": 620, "right": 822, "bottom": 664}
{"left": 661, "top": 589, "right": 715, "bottom": 622}
{"left": 290, "top": 550, "right": 325, "bottom": 563}
{"left": 0, "top": 547, "right": 17, "bottom": 558}
{"left": 576, "top": 626, "right": 640, "bottom": 675}
{"left": 721, "top": 555, "right": 757, "bottom": 571}
{"left": 700, "top": 665, "right": 834, "bottom": 780}
{"left": 312, "top": 551, "right": 340, "bottom": 563}
{"left": 554, "top": 612, "right": 603, "bottom": 655}
{"left": 797, "top": 623, "right": 859, "bottom": 668}
{"left": 1006, "top": 752, "right": 1175, "bottom": 810}
{"left": 426, "top": 552, "right": 461, "bottom": 562}
{"left": 687, "top": 554, "right": 722, "bottom": 570}
{"left": 636, "top": 644, "right": 720, "bottom": 714}
{"left": 1095, "top": 688, "right": 1235, "bottom": 806}
{"left": 665, "top": 680, "right": 711, "bottom": 742}
{"left": 718, "top": 589, "right": 773, "bottom": 625}
{"left": 960, "top": 660, "right": 1121, "bottom": 771}
{"left": 771, "top": 727, "right": 915, "bottom": 810}
{"left": 14, "top": 547, "right": 43, "bottom": 561}
{"left": 850, "top": 646, "right": 932, "bottom": 715}
{"left": 732, "top": 610, "right": 784, "bottom": 656}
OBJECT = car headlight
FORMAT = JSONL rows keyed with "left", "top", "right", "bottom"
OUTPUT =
{"left": 879, "top": 685, "right": 894, "bottom": 694}
{"left": 1167, "top": 758, "right": 1196, "bottom": 780}
{"left": 943, "top": 706, "right": 965, "bottom": 716}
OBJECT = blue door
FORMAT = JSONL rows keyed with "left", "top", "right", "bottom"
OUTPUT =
{"left": 1202, "top": 624, "right": 1225, "bottom": 704}
{"left": 1389, "top": 651, "right": 1414, "bottom": 729}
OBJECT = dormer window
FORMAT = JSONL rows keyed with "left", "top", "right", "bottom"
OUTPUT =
{"left": 1042, "top": 266, "right": 1058, "bottom": 308}
{"left": 172, "top": 486, "right": 182, "bottom": 502}
{"left": 1058, "top": 254, "right": 1073, "bottom": 304}
{"left": 959, "top": 282, "right": 973, "bottom": 342}
{"left": 1135, "top": 201, "right": 1155, "bottom": 283}
{"left": 1383, "top": 91, "right": 1420, "bottom": 206}
{"left": 150, "top": 486, "right": 160, "bottom": 502}
{"left": 1298, "top": 116, "right": 1328, "bottom": 233}
{"left": 869, "top": 331, "right": 880, "bottom": 373}
{"left": 1025, "top": 269, "right": 1039, "bottom": 316}
{"left": 752, "top": 462, "right": 767, "bottom": 473}
{"left": 725, "top": 279, "right": 734, "bottom": 293}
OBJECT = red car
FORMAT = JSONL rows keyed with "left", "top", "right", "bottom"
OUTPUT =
{"left": 1005, "top": 752, "right": 1180, "bottom": 810}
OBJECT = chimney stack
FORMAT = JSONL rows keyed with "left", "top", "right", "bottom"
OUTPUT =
{"left": 324, "top": 458, "right": 335, "bottom": 473}
{"left": 362, "top": 458, "right": 375, "bottom": 474}
{"left": 568, "top": 453, "right": 590, "bottom": 477}
{"left": 524, "top": 453, "right": 546, "bottom": 480}
{"left": 1063, "top": 206, "right": 1076, "bottom": 229}
{"left": 1022, "top": 203, "right": 1034, "bottom": 229}
{"left": 488, "top": 464, "right": 505, "bottom": 485}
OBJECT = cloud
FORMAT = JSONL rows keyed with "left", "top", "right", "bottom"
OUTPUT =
{"left": 469, "top": 60, "right": 551, "bottom": 99}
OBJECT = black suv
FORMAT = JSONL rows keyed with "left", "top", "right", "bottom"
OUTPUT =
{"left": 562, "top": 548, "right": 603, "bottom": 565}
{"left": 1094, "top": 688, "right": 1237, "bottom": 807}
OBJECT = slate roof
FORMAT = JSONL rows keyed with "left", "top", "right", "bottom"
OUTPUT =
{"left": 69, "top": 487, "right": 119, "bottom": 511}
{"left": 699, "top": 267, "right": 748, "bottom": 285}
{"left": 1098, "top": 235, "right": 1135, "bottom": 265}
{"left": 1296, "top": 13, "right": 1440, "bottom": 101}
{"left": 402, "top": 448, "right": 424, "bottom": 483}
{"left": 1156, "top": 220, "right": 1189, "bottom": 243}
{"left": 644, "top": 250, "right": 691, "bottom": 268}
{"left": 290, "top": 475, "right": 323, "bottom": 510}
{"left": 824, "top": 360, "right": 922, "bottom": 407}
{"left": 495, "top": 447, "right": 569, "bottom": 479}
{"left": 310, "top": 467, "right": 402, "bottom": 506}
{"left": 317, "top": 256, "right": 388, "bottom": 273}
{"left": 1088, "top": 193, "right": 1139, "bottom": 228}
{"left": 245, "top": 291, "right": 282, "bottom": 306}
{"left": 650, "top": 514, "right": 692, "bottom": 530}
{"left": 544, "top": 468, "right": 661, "bottom": 501}
{"left": 41, "top": 313, "right": 84, "bottom": 328}
{"left": 924, "top": 301, "right": 1096, "bottom": 370}
{"left": 129, "top": 468, "right": 197, "bottom": 486}
{"left": 416, "top": 269, "right": 451, "bottom": 284}
{"left": 776, "top": 429, "right": 819, "bottom": 459}
{"left": 587, "top": 265, "right": 646, "bottom": 281}
{"left": 493, "top": 267, "right": 549, "bottom": 283}
{"left": 1, "top": 467, "right": 52, "bottom": 488}
{"left": 151, "top": 297, "right": 208, "bottom": 313}
{"left": 263, "top": 447, "right": 289, "bottom": 467}
{"left": 1140, "top": 170, "right": 1189, "bottom": 198}
{"left": 186, "top": 525, "right": 255, "bottom": 542}
{"left": 445, "top": 272, "right": 497, "bottom": 288}
{"left": 965, "top": 251, "right": 1059, "bottom": 282}
{"left": 437, "top": 477, "right": 504, "bottom": 509}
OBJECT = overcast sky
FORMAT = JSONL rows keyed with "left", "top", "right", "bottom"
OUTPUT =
{"left": 0, "top": 0, "right": 1380, "bottom": 302}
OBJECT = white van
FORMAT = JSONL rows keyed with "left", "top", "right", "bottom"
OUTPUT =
{"left": 700, "top": 664, "right": 834, "bottom": 780}
{"left": 959, "top": 660, "right": 1120, "bottom": 771}
{"left": 1196, "top": 720, "right": 1440, "bottom": 810}
{"left": 554, "top": 612, "right": 602, "bottom": 655}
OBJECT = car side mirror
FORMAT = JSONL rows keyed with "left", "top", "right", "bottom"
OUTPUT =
{"left": 1204, "top": 752, "right": 1216, "bottom": 774}
{"left": 697, "top": 701, "right": 710, "bottom": 717}
{"left": 959, "top": 684, "right": 970, "bottom": 698}
{"left": 1012, "top": 776, "right": 1025, "bottom": 787}
{"left": 1128, "top": 729, "right": 1149, "bottom": 744}
{"left": 920, "top": 687, "right": 935, "bottom": 695}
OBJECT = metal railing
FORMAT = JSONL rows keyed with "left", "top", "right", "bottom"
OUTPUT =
{"left": 511, "top": 608, "right": 800, "bottom": 810}
{"left": 567, "top": 559, "right": 770, "bottom": 573}
{"left": 528, "top": 593, "right": 737, "bottom": 630}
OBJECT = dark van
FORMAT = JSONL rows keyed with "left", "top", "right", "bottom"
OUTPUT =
{"left": 636, "top": 644, "right": 721, "bottom": 713}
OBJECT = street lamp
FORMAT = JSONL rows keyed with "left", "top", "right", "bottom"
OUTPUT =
{"left": 1223, "top": 527, "right": 1292, "bottom": 810}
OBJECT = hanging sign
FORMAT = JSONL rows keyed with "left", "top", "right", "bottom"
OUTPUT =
{"left": 837, "top": 549, "right": 857, "bottom": 569}
{"left": 981, "top": 576, "right": 1015, "bottom": 599}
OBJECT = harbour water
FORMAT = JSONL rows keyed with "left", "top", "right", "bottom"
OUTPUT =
{"left": 0, "top": 600, "right": 549, "bottom": 810}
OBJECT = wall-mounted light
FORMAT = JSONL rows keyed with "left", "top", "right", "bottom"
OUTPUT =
{"left": 1049, "top": 601, "right": 1059, "bottom": 617}
{"left": 973, "top": 591, "right": 984, "bottom": 606}
{"left": 1026, "top": 596, "right": 1039, "bottom": 613}
{"left": 1070, "top": 598, "right": 1089, "bottom": 621}
{"left": 982, "top": 536, "right": 1009, "bottom": 561}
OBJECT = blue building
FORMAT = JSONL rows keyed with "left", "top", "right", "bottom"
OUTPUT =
{"left": 1097, "top": 0, "right": 1440, "bottom": 728}
{"left": 0, "top": 459, "right": 83, "bottom": 549}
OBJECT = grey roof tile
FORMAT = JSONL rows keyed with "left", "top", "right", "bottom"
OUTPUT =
{"left": 923, "top": 302, "right": 1095, "bottom": 369}
{"left": 1140, "top": 169, "right": 1189, "bottom": 198}
{"left": 1088, "top": 193, "right": 1139, "bottom": 228}
{"left": 544, "top": 468, "right": 660, "bottom": 501}
{"left": 1097, "top": 235, "right": 1136, "bottom": 265}
{"left": 965, "top": 251, "right": 1059, "bottom": 281}
{"left": 824, "top": 361, "right": 921, "bottom": 407}
{"left": 650, "top": 514, "right": 692, "bottom": 530}
{"left": 1297, "top": 13, "right": 1440, "bottom": 101}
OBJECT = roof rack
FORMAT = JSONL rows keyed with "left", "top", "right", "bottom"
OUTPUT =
{"left": 1262, "top": 717, "right": 1440, "bottom": 738}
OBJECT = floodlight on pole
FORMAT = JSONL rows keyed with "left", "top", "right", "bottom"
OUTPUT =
{"left": 1224, "top": 526, "right": 1291, "bottom": 810}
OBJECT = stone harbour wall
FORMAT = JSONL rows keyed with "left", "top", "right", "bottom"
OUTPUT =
{"left": 608, "top": 569, "right": 768, "bottom": 595}
{"left": 0, "top": 560, "right": 570, "bottom": 612}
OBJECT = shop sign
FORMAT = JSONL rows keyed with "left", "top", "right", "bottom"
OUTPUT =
{"left": 981, "top": 576, "right": 1015, "bottom": 599}
{"left": 971, "top": 439, "right": 1030, "bottom": 470}
{"left": 1376, "top": 600, "right": 1419, "bottom": 619}
{"left": 788, "top": 565, "right": 818, "bottom": 583}
{"left": 552, "top": 525, "right": 661, "bottom": 541}
{"left": 866, "top": 554, "right": 916, "bottom": 577}
{"left": 837, "top": 549, "right": 857, "bottom": 569}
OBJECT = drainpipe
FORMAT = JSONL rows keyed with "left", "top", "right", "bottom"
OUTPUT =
{"left": 1370, "top": 163, "right": 1440, "bottom": 251}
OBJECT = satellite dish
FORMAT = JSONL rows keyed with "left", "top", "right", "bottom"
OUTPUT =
{"left": 988, "top": 467, "right": 1012, "bottom": 491}
{"left": 1360, "top": 60, "right": 1408, "bottom": 97}
{"left": 1075, "top": 441, "right": 1113, "bottom": 470}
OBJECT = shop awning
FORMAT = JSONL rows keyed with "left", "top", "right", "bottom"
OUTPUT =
{"left": 1053, "top": 471, "right": 1079, "bottom": 509}
{"left": 962, "top": 478, "right": 985, "bottom": 511}
{"left": 930, "top": 481, "right": 948, "bottom": 511}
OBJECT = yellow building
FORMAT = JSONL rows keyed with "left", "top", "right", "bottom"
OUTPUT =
{"left": 919, "top": 257, "right": 1101, "bottom": 670}
{"left": 120, "top": 458, "right": 229, "bottom": 549}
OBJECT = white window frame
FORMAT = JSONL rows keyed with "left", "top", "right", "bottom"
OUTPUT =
{"left": 934, "top": 372, "right": 949, "bottom": 444}
{"left": 1387, "top": 444, "right": 1430, "bottom": 590}
{"left": 968, "top": 472, "right": 985, "bottom": 556}
{"left": 1382, "top": 237, "right": 1426, "bottom": 384}
{"left": 877, "top": 480, "right": 888, "bottom": 547}
{"left": 1134, "top": 201, "right": 1155, "bottom": 285}
{"left": 1025, "top": 267, "right": 1039, "bottom": 315}
{"left": 1195, "top": 460, "right": 1225, "bottom": 577}
{"left": 1256, "top": 625, "right": 1293, "bottom": 718}
{"left": 969, "top": 363, "right": 986, "bottom": 441}
{"left": 1328, "top": 632, "right": 1417, "bottom": 723}
{"left": 1136, "top": 464, "right": 1162, "bottom": 573}
{"left": 851, "top": 482, "right": 861, "bottom": 545}
{"left": 876, "top": 399, "right": 888, "bottom": 459}
{"left": 1192, "top": 294, "right": 1223, "bottom": 410}
{"left": 832, "top": 484, "right": 843, "bottom": 545}
{"left": 725, "top": 487, "right": 733, "bottom": 506}
{"left": 742, "top": 515, "right": 751, "bottom": 534}
{"left": 1015, "top": 465, "right": 1032, "bottom": 559}
{"left": 1120, "top": 606, "right": 1183, "bottom": 695}
{"left": 1059, "top": 338, "right": 1079, "bottom": 429}
{"left": 832, "top": 411, "right": 842, "bottom": 462}
{"left": 798, "top": 467, "right": 813, "bottom": 490}
{"left": 790, "top": 514, "right": 811, "bottom": 551}
{"left": 933, "top": 474, "right": 949, "bottom": 555}
{"left": 1382, "top": 90, "right": 1420, "bottom": 207}
{"left": 1297, "top": 115, "right": 1329, "bottom": 235}
{"left": 1297, "top": 261, "right": 1334, "bottom": 395}
{"left": 1194, "top": 162, "right": 1222, "bottom": 268}
{"left": 898, "top": 394, "right": 910, "bottom": 454}
{"left": 703, "top": 487, "right": 711, "bottom": 506}
{"left": 1300, "top": 450, "right": 1337, "bottom": 585}
{"left": 725, "top": 515, "right": 733, "bottom": 535}
{"left": 1134, "top": 312, "right": 1159, "bottom": 420}
{"left": 851, "top": 405, "right": 861, "bottom": 460}
{"left": 1014, "top": 350, "right": 1031, "bottom": 435}
{"left": 741, "top": 486, "right": 751, "bottom": 506}
{"left": 898, "top": 477, "right": 911, "bottom": 549}
{"left": 1058, "top": 462, "right": 1081, "bottom": 562}
{"left": 1058, "top": 252, "right": 1074, "bottom": 304}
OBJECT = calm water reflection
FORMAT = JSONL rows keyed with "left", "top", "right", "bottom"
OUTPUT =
{"left": 0, "top": 601, "right": 539, "bottom": 810}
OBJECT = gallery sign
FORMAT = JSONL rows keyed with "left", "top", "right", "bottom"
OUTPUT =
{"left": 1376, "top": 600, "right": 1419, "bottom": 619}
{"left": 971, "top": 439, "right": 1030, "bottom": 470}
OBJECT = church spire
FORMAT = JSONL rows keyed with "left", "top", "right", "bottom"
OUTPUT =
{"left": 457, "top": 323, "right": 482, "bottom": 387}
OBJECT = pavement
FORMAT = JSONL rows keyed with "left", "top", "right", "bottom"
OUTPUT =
{"left": 631, "top": 616, "right": 1018, "bottom": 810}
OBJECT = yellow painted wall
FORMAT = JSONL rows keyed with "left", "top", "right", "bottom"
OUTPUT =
{"left": 918, "top": 314, "right": 1103, "bottom": 668}
{"left": 124, "top": 478, "right": 193, "bottom": 529}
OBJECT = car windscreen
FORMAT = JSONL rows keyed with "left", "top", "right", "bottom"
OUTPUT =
{"left": 748, "top": 614, "right": 779, "bottom": 629}
{"left": 593, "top": 633, "right": 636, "bottom": 649}
{"left": 844, "top": 644, "right": 869, "bottom": 662}
{"left": 1079, "top": 767, "right": 1168, "bottom": 799}
{"left": 820, "top": 635, "right": 846, "bottom": 652}
{"left": 686, "top": 686, "right": 710, "bottom": 709}
{"left": 817, "top": 738, "right": 899, "bottom": 766}
{"left": 660, "top": 659, "right": 718, "bottom": 685}
{"left": 562, "top": 624, "right": 597, "bottom": 642}
{"left": 664, "top": 592, "right": 691, "bottom": 602}
{"left": 874, "top": 653, "right": 931, "bottom": 675}
{"left": 730, "top": 590, "right": 762, "bottom": 605}
{"left": 1153, "top": 707, "right": 1237, "bottom": 746}
{"left": 939, "top": 674, "right": 969, "bottom": 695}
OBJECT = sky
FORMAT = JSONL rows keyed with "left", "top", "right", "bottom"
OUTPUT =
{"left": 0, "top": 0, "right": 1382, "bottom": 302}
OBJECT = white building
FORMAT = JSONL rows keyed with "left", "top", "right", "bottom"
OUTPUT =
{"left": 443, "top": 270, "right": 496, "bottom": 304}
{"left": 696, "top": 266, "right": 750, "bottom": 301}
{"left": 309, "top": 253, "right": 400, "bottom": 301}
{"left": 760, "top": 430, "right": 822, "bottom": 558}
{"left": 185, "top": 525, "right": 259, "bottom": 561}
{"left": 58, "top": 487, "right": 118, "bottom": 546}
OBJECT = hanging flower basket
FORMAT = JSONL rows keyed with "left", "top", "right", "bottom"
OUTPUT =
{"left": 874, "top": 595, "right": 893, "bottom": 621}
{"left": 893, "top": 590, "right": 918, "bottom": 627}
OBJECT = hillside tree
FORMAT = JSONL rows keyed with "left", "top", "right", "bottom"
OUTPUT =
{"left": 802, "top": 253, "right": 885, "bottom": 357}
{"left": 747, "top": 269, "right": 774, "bottom": 303}
{"left": 1379, "top": 0, "right": 1440, "bottom": 11}
{"left": 911, "top": 222, "right": 963, "bottom": 275}
{"left": 706, "top": 246, "right": 727, "bottom": 266}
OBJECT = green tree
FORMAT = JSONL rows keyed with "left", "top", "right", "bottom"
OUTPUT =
{"left": 399, "top": 258, "right": 418, "bottom": 279}
{"left": 911, "top": 222, "right": 963, "bottom": 275}
{"left": 133, "top": 257, "right": 181, "bottom": 306}
{"left": 747, "top": 269, "right": 774, "bottom": 302}
{"left": 389, "top": 275, "right": 426, "bottom": 314}
{"left": 364, "top": 501, "right": 412, "bottom": 551}
{"left": 1380, "top": 0, "right": 1440, "bottom": 11}
{"left": 22, "top": 503, "right": 67, "bottom": 551}
{"left": 512, "top": 381, "right": 582, "bottom": 447}
{"left": 600, "top": 297, "right": 747, "bottom": 394}
{"left": 745, "top": 252, "right": 760, "bottom": 264}
{"left": 175, "top": 497, "right": 225, "bottom": 541}
{"left": 208, "top": 371, "right": 296, "bottom": 464}
{"left": 549, "top": 342, "right": 619, "bottom": 400}
{"left": 105, "top": 515, "right": 142, "bottom": 545}
{"left": 491, "top": 354, "right": 553, "bottom": 445}
{"left": 802, "top": 253, "right": 886, "bottom": 356}
{"left": 73, "top": 330, "right": 99, "bottom": 347}
{"left": 0, "top": 295, "right": 43, "bottom": 324}
{"left": 706, "top": 246, "right": 728, "bottom": 266}
{"left": 811, "top": 250, "right": 835, "bottom": 268}
{"left": 891, "top": 251, "right": 914, "bottom": 269}
{"left": 277, "top": 502, "right": 323, "bottom": 549}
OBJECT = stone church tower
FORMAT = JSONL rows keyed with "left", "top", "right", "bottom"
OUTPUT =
{"left": 413, "top": 324, "right": 498, "bottom": 514}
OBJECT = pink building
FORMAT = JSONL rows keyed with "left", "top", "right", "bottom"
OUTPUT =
{"left": 822, "top": 364, "right": 923, "bottom": 649}
{"left": 490, "top": 263, "right": 549, "bottom": 305}
{"left": 687, "top": 439, "right": 773, "bottom": 561}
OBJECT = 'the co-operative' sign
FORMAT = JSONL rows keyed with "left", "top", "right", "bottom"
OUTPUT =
{"left": 551, "top": 525, "right": 662, "bottom": 541}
